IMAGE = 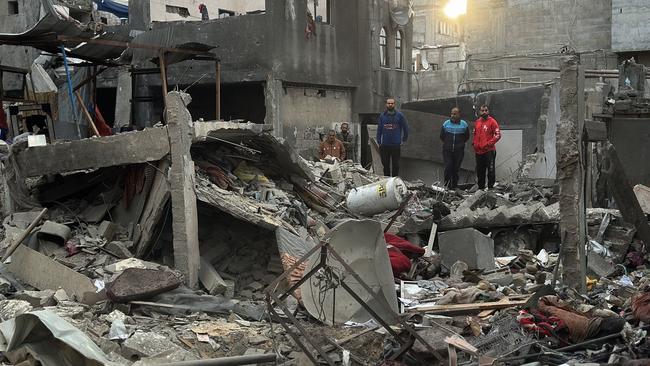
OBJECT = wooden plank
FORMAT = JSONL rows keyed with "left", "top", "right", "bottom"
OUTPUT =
{"left": 408, "top": 298, "right": 528, "bottom": 314}
{"left": 74, "top": 90, "right": 100, "bottom": 137}
{"left": 8, "top": 245, "right": 105, "bottom": 305}
{"left": 424, "top": 222, "right": 438, "bottom": 257}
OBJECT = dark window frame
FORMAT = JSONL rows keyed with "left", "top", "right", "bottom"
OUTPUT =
{"left": 395, "top": 30, "right": 403, "bottom": 69}
{"left": 380, "top": 27, "right": 388, "bottom": 68}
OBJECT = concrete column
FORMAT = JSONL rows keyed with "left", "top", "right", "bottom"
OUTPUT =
{"left": 264, "top": 76, "right": 283, "bottom": 138}
{"left": 556, "top": 57, "right": 586, "bottom": 292}
{"left": 166, "top": 91, "right": 200, "bottom": 288}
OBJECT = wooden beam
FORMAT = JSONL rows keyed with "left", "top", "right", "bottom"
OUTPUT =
{"left": 74, "top": 90, "right": 101, "bottom": 137}
{"left": 73, "top": 66, "right": 109, "bottom": 92}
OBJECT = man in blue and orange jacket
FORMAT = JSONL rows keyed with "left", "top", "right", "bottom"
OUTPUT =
{"left": 377, "top": 98, "right": 409, "bottom": 177}
{"left": 472, "top": 104, "right": 501, "bottom": 189}
{"left": 439, "top": 107, "right": 470, "bottom": 189}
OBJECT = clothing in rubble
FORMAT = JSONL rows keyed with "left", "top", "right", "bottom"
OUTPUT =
{"left": 472, "top": 107, "right": 501, "bottom": 189}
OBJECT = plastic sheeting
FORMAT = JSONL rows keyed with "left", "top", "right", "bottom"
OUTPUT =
{"left": 94, "top": 0, "right": 128, "bottom": 19}
{"left": 0, "top": 310, "right": 110, "bottom": 366}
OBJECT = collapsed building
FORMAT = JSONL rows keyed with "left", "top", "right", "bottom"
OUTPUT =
{"left": 0, "top": 1, "right": 647, "bottom": 366}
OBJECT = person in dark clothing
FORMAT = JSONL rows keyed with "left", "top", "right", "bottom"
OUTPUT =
{"left": 440, "top": 107, "right": 470, "bottom": 189}
{"left": 377, "top": 98, "right": 409, "bottom": 177}
{"left": 337, "top": 122, "right": 356, "bottom": 161}
{"left": 472, "top": 104, "right": 501, "bottom": 189}
{"left": 199, "top": 4, "right": 209, "bottom": 21}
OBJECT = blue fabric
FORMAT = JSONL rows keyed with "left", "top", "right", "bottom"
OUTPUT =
{"left": 440, "top": 119, "right": 469, "bottom": 151}
{"left": 94, "top": 0, "right": 128, "bottom": 18}
{"left": 377, "top": 111, "right": 409, "bottom": 146}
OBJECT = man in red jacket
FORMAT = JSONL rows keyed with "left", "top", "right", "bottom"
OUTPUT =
{"left": 472, "top": 105, "right": 501, "bottom": 189}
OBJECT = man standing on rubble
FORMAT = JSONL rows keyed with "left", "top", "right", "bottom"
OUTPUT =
{"left": 319, "top": 129, "right": 346, "bottom": 160}
{"left": 472, "top": 104, "right": 501, "bottom": 190}
{"left": 377, "top": 98, "right": 409, "bottom": 177}
{"left": 337, "top": 122, "right": 356, "bottom": 161}
{"left": 440, "top": 107, "right": 470, "bottom": 189}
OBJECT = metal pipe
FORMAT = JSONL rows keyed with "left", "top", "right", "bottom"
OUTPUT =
{"left": 158, "top": 353, "right": 277, "bottom": 366}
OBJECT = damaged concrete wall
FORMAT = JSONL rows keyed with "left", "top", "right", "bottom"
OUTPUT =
{"left": 612, "top": 0, "right": 650, "bottom": 53}
{"left": 280, "top": 86, "right": 353, "bottom": 159}
{"left": 0, "top": 0, "right": 42, "bottom": 71}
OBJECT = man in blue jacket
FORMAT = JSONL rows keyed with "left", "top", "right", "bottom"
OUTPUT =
{"left": 377, "top": 98, "right": 409, "bottom": 177}
{"left": 440, "top": 107, "right": 470, "bottom": 189}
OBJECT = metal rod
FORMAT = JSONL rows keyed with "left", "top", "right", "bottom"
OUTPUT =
{"left": 267, "top": 303, "right": 320, "bottom": 365}
{"left": 270, "top": 291, "right": 335, "bottom": 365}
{"left": 158, "top": 353, "right": 277, "bottom": 366}
{"left": 384, "top": 192, "right": 414, "bottom": 233}
{"left": 2, "top": 208, "right": 47, "bottom": 262}
{"left": 215, "top": 61, "right": 221, "bottom": 120}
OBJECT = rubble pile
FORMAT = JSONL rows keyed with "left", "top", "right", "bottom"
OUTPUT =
{"left": 0, "top": 102, "right": 649, "bottom": 365}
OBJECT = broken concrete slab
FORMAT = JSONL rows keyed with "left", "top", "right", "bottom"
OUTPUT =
{"left": 97, "top": 221, "right": 117, "bottom": 242}
{"left": 438, "top": 228, "right": 495, "bottom": 271}
{"left": 107, "top": 268, "right": 181, "bottom": 303}
{"left": 14, "top": 290, "right": 56, "bottom": 307}
{"left": 37, "top": 221, "right": 72, "bottom": 244}
{"left": 199, "top": 257, "right": 227, "bottom": 295}
{"left": 7, "top": 245, "right": 104, "bottom": 305}
{"left": 12, "top": 127, "right": 171, "bottom": 177}
{"left": 122, "top": 330, "right": 194, "bottom": 360}
{"left": 105, "top": 241, "right": 134, "bottom": 259}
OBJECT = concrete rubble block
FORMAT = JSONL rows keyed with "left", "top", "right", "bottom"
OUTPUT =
{"left": 484, "top": 272, "right": 514, "bottom": 287}
{"left": 633, "top": 184, "right": 650, "bottom": 214}
{"left": 456, "top": 190, "right": 492, "bottom": 211}
{"left": 105, "top": 241, "right": 134, "bottom": 259}
{"left": 37, "top": 220, "right": 72, "bottom": 244}
{"left": 438, "top": 228, "right": 495, "bottom": 271}
{"left": 224, "top": 280, "right": 236, "bottom": 298}
{"left": 524, "top": 202, "right": 547, "bottom": 221}
{"left": 122, "top": 330, "right": 194, "bottom": 361}
{"left": 199, "top": 257, "right": 227, "bottom": 295}
{"left": 14, "top": 289, "right": 56, "bottom": 307}
{"left": 506, "top": 204, "right": 532, "bottom": 223}
{"left": 0, "top": 300, "right": 32, "bottom": 320}
{"left": 53, "top": 289, "right": 69, "bottom": 303}
{"left": 0, "top": 276, "right": 12, "bottom": 294}
{"left": 97, "top": 221, "right": 117, "bottom": 241}
{"left": 107, "top": 268, "right": 181, "bottom": 303}
{"left": 246, "top": 281, "right": 264, "bottom": 292}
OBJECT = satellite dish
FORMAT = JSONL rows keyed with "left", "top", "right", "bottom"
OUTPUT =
{"left": 390, "top": 3, "right": 412, "bottom": 27}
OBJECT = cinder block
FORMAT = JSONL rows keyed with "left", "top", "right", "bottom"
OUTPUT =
{"left": 438, "top": 228, "right": 495, "bottom": 271}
